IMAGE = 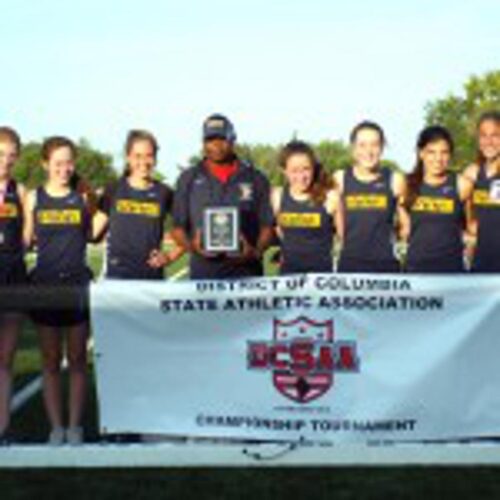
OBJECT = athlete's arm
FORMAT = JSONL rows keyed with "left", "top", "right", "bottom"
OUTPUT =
{"left": 231, "top": 226, "right": 274, "bottom": 265}
{"left": 255, "top": 226, "right": 275, "bottom": 258}
{"left": 391, "top": 170, "right": 407, "bottom": 199}
{"left": 170, "top": 226, "right": 193, "bottom": 253}
{"left": 17, "top": 183, "right": 27, "bottom": 205}
{"left": 22, "top": 190, "right": 36, "bottom": 249}
{"left": 147, "top": 229, "right": 186, "bottom": 269}
{"left": 229, "top": 170, "right": 275, "bottom": 263}
{"left": 90, "top": 210, "right": 109, "bottom": 243}
{"left": 392, "top": 171, "right": 410, "bottom": 242}
{"left": 462, "top": 165, "right": 481, "bottom": 267}
{"left": 144, "top": 185, "right": 182, "bottom": 269}
{"left": 458, "top": 173, "right": 474, "bottom": 203}
{"left": 171, "top": 226, "right": 217, "bottom": 259}
{"left": 459, "top": 172, "right": 478, "bottom": 236}
{"left": 90, "top": 183, "right": 117, "bottom": 242}
{"left": 458, "top": 173, "right": 477, "bottom": 262}
{"left": 147, "top": 249, "right": 170, "bottom": 269}
{"left": 251, "top": 172, "right": 276, "bottom": 258}
{"left": 17, "top": 182, "right": 29, "bottom": 236}
{"left": 270, "top": 186, "right": 283, "bottom": 240}
{"left": 170, "top": 170, "right": 212, "bottom": 257}
{"left": 463, "top": 163, "right": 480, "bottom": 184}
{"left": 333, "top": 170, "right": 345, "bottom": 195}
{"left": 165, "top": 240, "right": 185, "bottom": 263}
{"left": 270, "top": 186, "right": 282, "bottom": 218}
{"left": 325, "top": 188, "right": 345, "bottom": 243}
{"left": 396, "top": 204, "right": 411, "bottom": 242}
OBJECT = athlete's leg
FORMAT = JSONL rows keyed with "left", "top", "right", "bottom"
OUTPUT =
{"left": 38, "top": 325, "right": 64, "bottom": 430}
{"left": 66, "top": 321, "right": 88, "bottom": 430}
{"left": 0, "top": 315, "right": 20, "bottom": 436}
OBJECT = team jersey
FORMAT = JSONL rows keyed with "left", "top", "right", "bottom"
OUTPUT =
{"left": 33, "top": 186, "right": 90, "bottom": 283}
{"left": 472, "top": 165, "right": 500, "bottom": 272}
{"left": 0, "top": 179, "right": 25, "bottom": 285}
{"left": 278, "top": 186, "right": 333, "bottom": 274}
{"left": 340, "top": 167, "right": 397, "bottom": 266}
{"left": 406, "top": 174, "right": 464, "bottom": 272}
{"left": 99, "top": 177, "right": 173, "bottom": 280}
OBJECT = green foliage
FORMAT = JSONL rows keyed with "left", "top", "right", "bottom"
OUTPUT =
{"left": 152, "top": 170, "right": 166, "bottom": 182}
{"left": 315, "top": 139, "right": 352, "bottom": 173}
{"left": 380, "top": 159, "right": 402, "bottom": 171}
{"left": 13, "top": 142, "right": 44, "bottom": 188}
{"left": 425, "top": 70, "right": 500, "bottom": 170}
{"left": 74, "top": 138, "right": 118, "bottom": 188}
{"left": 236, "top": 143, "right": 283, "bottom": 184}
{"left": 183, "top": 140, "right": 401, "bottom": 185}
{"left": 238, "top": 141, "right": 401, "bottom": 183}
{"left": 14, "top": 138, "right": 118, "bottom": 189}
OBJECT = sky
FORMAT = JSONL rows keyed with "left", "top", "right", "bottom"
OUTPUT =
{"left": 1, "top": 0, "right": 499, "bottom": 181}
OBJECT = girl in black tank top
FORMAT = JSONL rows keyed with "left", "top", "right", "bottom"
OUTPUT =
{"left": 0, "top": 179, "right": 25, "bottom": 285}
{"left": 272, "top": 141, "right": 343, "bottom": 275}
{"left": 472, "top": 165, "right": 500, "bottom": 271}
{"left": 467, "top": 112, "right": 500, "bottom": 272}
{"left": 93, "top": 130, "right": 178, "bottom": 280}
{"left": 24, "top": 137, "right": 93, "bottom": 445}
{"left": 405, "top": 126, "right": 472, "bottom": 273}
{"left": 0, "top": 127, "right": 25, "bottom": 441}
{"left": 337, "top": 121, "right": 407, "bottom": 273}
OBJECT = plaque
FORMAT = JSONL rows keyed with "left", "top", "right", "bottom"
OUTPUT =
{"left": 203, "top": 207, "right": 240, "bottom": 253}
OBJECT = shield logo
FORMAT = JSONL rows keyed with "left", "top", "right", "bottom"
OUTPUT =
{"left": 239, "top": 183, "right": 253, "bottom": 201}
{"left": 272, "top": 316, "right": 334, "bottom": 404}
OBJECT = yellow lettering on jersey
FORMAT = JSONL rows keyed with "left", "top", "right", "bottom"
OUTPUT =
{"left": 412, "top": 197, "right": 454, "bottom": 214}
{"left": 473, "top": 190, "right": 500, "bottom": 207}
{"left": 278, "top": 212, "right": 321, "bottom": 228}
{"left": 345, "top": 194, "right": 388, "bottom": 210}
{"left": 0, "top": 203, "right": 18, "bottom": 218}
{"left": 38, "top": 209, "right": 81, "bottom": 225}
{"left": 116, "top": 200, "right": 160, "bottom": 217}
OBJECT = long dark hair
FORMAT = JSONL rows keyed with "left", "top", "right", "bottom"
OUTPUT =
{"left": 278, "top": 140, "right": 333, "bottom": 205}
{"left": 406, "top": 125, "right": 454, "bottom": 208}
{"left": 476, "top": 110, "right": 500, "bottom": 165}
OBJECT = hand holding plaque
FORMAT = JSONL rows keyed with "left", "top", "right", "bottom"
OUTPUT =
{"left": 202, "top": 207, "right": 240, "bottom": 254}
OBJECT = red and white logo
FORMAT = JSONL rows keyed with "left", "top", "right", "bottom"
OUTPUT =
{"left": 247, "top": 316, "right": 359, "bottom": 404}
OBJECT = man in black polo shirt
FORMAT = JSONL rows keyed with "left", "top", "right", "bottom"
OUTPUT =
{"left": 172, "top": 114, "right": 274, "bottom": 279}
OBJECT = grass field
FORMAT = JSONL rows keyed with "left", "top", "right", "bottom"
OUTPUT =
{"left": 4, "top": 247, "right": 500, "bottom": 499}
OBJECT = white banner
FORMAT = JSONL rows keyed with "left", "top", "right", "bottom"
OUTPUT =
{"left": 91, "top": 274, "right": 500, "bottom": 443}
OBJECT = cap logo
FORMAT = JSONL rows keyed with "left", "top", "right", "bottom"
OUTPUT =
{"left": 207, "top": 119, "right": 225, "bottom": 130}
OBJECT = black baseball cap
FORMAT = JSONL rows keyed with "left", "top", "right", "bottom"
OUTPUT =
{"left": 202, "top": 114, "right": 236, "bottom": 143}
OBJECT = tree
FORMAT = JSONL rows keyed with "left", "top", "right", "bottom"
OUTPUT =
{"left": 315, "top": 140, "right": 351, "bottom": 173}
{"left": 13, "top": 142, "right": 45, "bottom": 188}
{"left": 182, "top": 140, "right": 401, "bottom": 185}
{"left": 74, "top": 139, "right": 118, "bottom": 188}
{"left": 425, "top": 70, "right": 500, "bottom": 169}
{"left": 236, "top": 143, "right": 283, "bottom": 185}
{"left": 14, "top": 138, "right": 118, "bottom": 189}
